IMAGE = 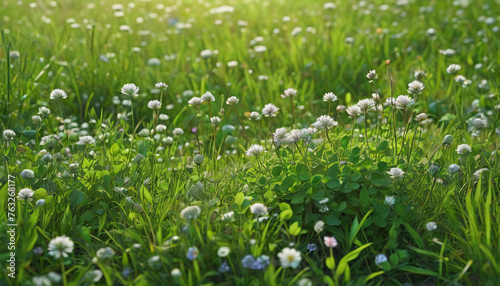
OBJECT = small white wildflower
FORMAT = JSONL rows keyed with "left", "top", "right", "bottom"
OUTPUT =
{"left": 155, "top": 82, "right": 168, "bottom": 90}
{"left": 282, "top": 88, "right": 297, "bottom": 98}
{"left": 78, "top": 135, "right": 95, "bottom": 145}
{"left": 387, "top": 167, "right": 405, "bottom": 178}
{"left": 188, "top": 97, "right": 203, "bottom": 106}
{"left": 384, "top": 195, "right": 395, "bottom": 206}
{"left": 201, "top": 92, "right": 215, "bottom": 102}
{"left": 226, "top": 96, "right": 239, "bottom": 105}
{"left": 250, "top": 111, "right": 260, "bottom": 120}
{"left": 148, "top": 100, "right": 161, "bottom": 110}
{"left": 173, "top": 128, "right": 184, "bottom": 136}
{"left": 395, "top": 95, "right": 414, "bottom": 110}
{"left": 250, "top": 203, "right": 268, "bottom": 215}
{"left": 277, "top": 248, "right": 301, "bottom": 269}
{"left": 357, "top": 98, "right": 375, "bottom": 112}
{"left": 50, "top": 89, "right": 67, "bottom": 100}
{"left": 314, "top": 220, "right": 325, "bottom": 233}
{"left": 426, "top": 222, "right": 437, "bottom": 231}
{"left": 456, "top": 144, "right": 471, "bottom": 156}
{"left": 48, "top": 236, "right": 74, "bottom": 259}
{"left": 407, "top": 80, "right": 425, "bottom": 95}
{"left": 121, "top": 83, "right": 139, "bottom": 97}
{"left": 366, "top": 70, "right": 378, "bottom": 80}
{"left": 375, "top": 254, "right": 388, "bottom": 266}
{"left": 323, "top": 92, "right": 338, "bottom": 102}
{"left": 217, "top": 246, "right": 230, "bottom": 257}
{"left": 3, "top": 129, "right": 16, "bottom": 141}
{"left": 312, "top": 115, "right": 337, "bottom": 129}
{"left": 210, "top": 116, "right": 221, "bottom": 126}
{"left": 346, "top": 105, "right": 362, "bottom": 117}
{"left": 180, "top": 205, "right": 201, "bottom": 220}
{"left": 446, "top": 64, "right": 461, "bottom": 74}
{"left": 262, "top": 104, "right": 279, "bottom": 117}
{"left": 18, "top": 188, "right": 34, "bottom": 200}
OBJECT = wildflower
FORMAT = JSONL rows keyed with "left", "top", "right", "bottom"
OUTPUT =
{"left": 148, "top": 100, "right": 161, "bottom": 109}
{"left": 32, "top": 115, "right": 42, "bottom": 125}
{"left": 78, "top": 135, "right": 95, "bottom": 145}
{"left": 472, "top": 118, "right": 487, "bottom": 129}
{"left": 217, "top": 246, "right": 230, "bottom": 257}
{"left": 173, "top": 128, "right": 184, "bottom": 136}
{"left": 455, "top": 75, "right": 466, "bottom": 84}
{"left": 219, "top": 261, "right": 231, "bottom": 273}
{"left": 241, "top": 255, "right": 269, "bottom": 270}
{"left": 226, "top": 96, "right": 239, "bottom": 105}
{"left": 39, "top": 107, "right": 51, "bottom": 117}
{"left": 200, "top": 49, "right": 213, "bottom": 58}
{"left": 346, "top": 105, "right": 362, "bottom": 117}
{"left": 446, "top": 64, "right": 461, "bottom": 74}
{"left": 222, "top": 211, "right": 234, "bottom": 221}
{"left": 323, "top": 92, "right": 338, "bottom": 102}
{"left": 180, "top": 205, "right": 201, "bottom": 220}
{"left": 148, "top": 255, "right": 161, "bottom": 268}
{"left": 250, "top": 111, "right": 260, "bottom": 120}
{"left": 448, "top": 164, "right": 460, "bottom": 174}
{"left": 416, "top": 113, "right": 428, "bottom": 122}
{"left": 18, "top": 188, "right": 34, "bottom": 200}
{"left": 156, "top": 124, "right": 167, "bottom": 133}
{"left": 82, "top": 270, "right": 103, "bottom": 283}
{"left": 250, "top": 203, "right": 268, "bottom": 215}
{"left": 273, "top": 127, "right": 288, "bottom": 147}
{"left": 429, "top": 164, "right": 440, "bottom": 176}
{"left": 456, "top": 144, "right": 471, "bottom": 156}
{"left": 312, "top": 115, "right": 337, "bottom": 129}
{"left": 384, "top": 195, "right": 396, "bottom": 206}
{"left": 395, "top": 95, "right": 414, "bottom": 110}
{"left": 357, "top": 98, "right": 375, "bottom": 112}
{"left": 282, "top": 88, "right": 297, "bottom": 98}
{"left": 171, "top": 268, "right": 182, "bottom": 278}
{"left": 20, "top": 169, "right": 35, "bottom": 179}
{"left": 50, "top": 89, "right": 67, "bottom": 100}
{"left": 277, "top": 248, "right": 302, "bottom": 269}
{"left": 285, "top": 129, "right": 302, "bottom": 143}
{"left": 121, "top": 84, "right": 139, "bottom": 97}
{"left": 227, "top": 61, "right": 238, "bottom": 68}
{"left": 262, "top": 104, "right": 279, "bottom": 117}
{"left": 188, "top": 97, "right": 203, "bottom": 106}
{"left": 443, "top": 135, "right": 453, "bottom": 145}
{"left": 375, "top": 254, "right": 388, "bottom": 266}
{"left": 307, "top": 243, "right": 317, "bottom": 252}
{"left": 426, "top": 222, "right": 437, "bottom": 231}
{"left": 387, "top": 167, "right": 405, "bottom": 178}
{"left": 201, "top": 92, "right": 215, "bottom": 102}
{"left": 385, "top": 97, "right": 396, "bottom": 106}
{"left": 324, "top": 236, "right": 338, "bottom": 248}
{"left": 9, "top": 50, "right": 21, "bottom": 58}
{"left": 366, "top": 70, "right": 378, "bottom": 80}
{"left": 246, "top": 144, "right": 265, "bottom": 157}
{"left": 298, "top": 278, "right": 313, "bottom": 286}
{"left": 407, "top": 80, "right": 425, "bottom": 95}
{"left": 3, "top": 129, "right": 16, "bottom": 141}
{"left": 314, "top": 220, "right": 325, "bottom": 233}
{"left": 96, "top": 247, "right": 115, "bottom": 260}
{"left": 473, "top": 168, "right": 489, "bottom": 180}
{"left": 48, "top": 236, "right": 74, "bottom": 259}
{"left": 186, "top": 246, "right": 199, "bottom": 260}
{"left": 210, "top": 116, "right": 221, "bottom": 126}
{"left": 414, "top": 69, "right": 427, "bottom": 80}
{"left": 337, "top": 105, "right": 346, "bottom": 112}
{"left": 155, "top": 82, "right": 168, "bottom": 90}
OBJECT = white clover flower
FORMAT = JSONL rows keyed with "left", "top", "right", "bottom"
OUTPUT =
{"left": 473, "top": 168, "right": 489, "bottom": 180}
{"left": 48, "top": 236, "right": 74, "bottom": 259}
{"left": 395, "top": 95, "right": 414, "bottom": 110}
{"left": 18, "top": 188, "right": 34, "bottom": 200}
{"left": 222, "top": 211, "right": 234, "bottom": 221}
{"left": 366, "top": 70, "right": 378, "bottom": 80}
{"left": 50, "top": 89, "right": 67, "bottom": 100}
{"left": 324, "top": 236, "right": 338, "bottom": 248}
{"left": 448, "top": 164, "right": 460, "bottom": 174}
{"left": 254, "top": 45, "right": 267, "bottom": 53}
{"left": 375, "top": 254, "right": 388, "bottom": 266}
{"left": 171, "top": 268, "right": 182, "bottom": 278}
{"left": 227, "top": 60, "right": 238, "bottom": 68}
{"left": 323, "top": 92, "right": 338, "bottom": 102}
{"left": 472, "top": 118, "right": 487, "bottom": 129}
{"left": 39, "top": 106, "right": 51, "bottom": 117}
{"left": 148, "top": 100, "right": 161, "bottom": 110}
{"left": 96, "top": 247, "right": 115, "bottom": 260}
{"left": 20, "top": 169, "right": 35, "bottom": 179}
{"left": 346, "top": 105, "right": 362, "bottom": 117}
{"left": 282, "top": 88, "right": 297, "bottom": 98}
{"left": 426, "top": 222, "right": 437, "bottom": 231}
{"left": 246, "top": 144, "right": 265, "bottom": 157}
{"left": 250, "top": 111, "right": 260, "bottom": 120}
{"left": 446, "top": 64, "right": 461, "bottom": 74}
{"left": 357, "top": 98, "right": 375, "bottom": 112}
{"left": 384, "top": 195, "right": 395, "bottom": 206}
{"left": 285, "top": 129, "right": 302, "bottom": 144}
{"left": 9, "top": 50, "right": 21, "bottom": 58}
{"left": 262, "top": 103, "right": 279, "bottom": 117}
{"left": 414, "top": 69, "right": 427, "bottom": 80}
{"left": 78, "top": 135, "right": 95, "bottom": 145}
{"left": 217, "top": 246, "right": 230, "bottom": 257}
{"left": 201, "top": 92, "right": 215, "bottom": 102}
{"left": 314, "top": 220, "right": 325, "bottom": 233}
{"left": 155, "top": 124, "right": 167, "bottom": 133}
{"left": 273, "top": 127, "right": 289, "bottom": 146}
{"left": 188, "top": 97, "right": 203, "bottom": 106}
{"left": 324, "top": 2, "right": 336, "bottom": 9}
{"left": 210, "top": 116, "right": 221, "bottom": 126}
{"left": 416, "top": 113, "right": 428, "bottom": 122}
{"left": 455, "top": 75, "right": 466, "bottom": 84}
{"left": 180, "top": 205, "right": 201, "bottom": 220}
{"left": 312, "top": 115, "right": 337, "bottom": 129}
{"left": 407, "top": 80, "right": 425, "bottom": 95}
{"left": 387, "top": 167, "right": 405, "bottom": 178}
{"left": 426, "top": 28, "right": 436, "bottom": 37}
{"left": 155, "top": 82, "right": 168, "bottom": 90}
{"left": 456, "top": 144, "right": 471, "bottom": 156}
{"left": 385, "top": 97, "right": 396, "bottom": 107}
{"left": 226, "top": 96, "right": 239, "bottom": 105}
{"left": 250, "top": 203, "right": 268, "bottom": 215}
{"left": 121, "top": 83, "right": 139, "bottom": 97}
{"left": 173, "top": 128, "right": 184, "bottom": 136}
{"left": 277, "top": 248, "right": 301, "bottom": 269}
{"left": 32, "top": 115, "right": 42, "bottom": 125}
{"left": 200, "top": 49, "right": 213, "bottom": 58}
{"left": 3, "top": 129, "right": 16, "bottom": 141}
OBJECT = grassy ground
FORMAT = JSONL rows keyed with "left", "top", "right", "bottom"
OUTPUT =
{"left": 1, "top": 0, "right": 500, "bottom": 285}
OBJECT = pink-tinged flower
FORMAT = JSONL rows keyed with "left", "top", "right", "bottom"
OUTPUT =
{"left": 324, "top": 236, "right": 338, "bottom": 248}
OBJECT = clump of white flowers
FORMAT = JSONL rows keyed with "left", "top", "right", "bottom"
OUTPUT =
{"left": 18, "top": 188, "right": 34, "bottom": 200}
{"left": 446, "top": 64, "right": 461, "bottom": 74}
{"left": 407, "top": 80, "right": 425, "bottom": 95}
{"left": 314, "top": 220, "right": 325, "bottom": 233}
{"left": 78, "top": 135, "right": 95, "bottom": 145}
{"left": 246, "top": 144, "right": 265, "bottom": 156}
{"left": 426, "top": 222, "right": 437, "bottom": 231}
{"left": 456, "top": 144, "right": 471, "bottom": 156}
{"left": 148, "top": 100, "right": 161, "bottom": 110}
{"left": 201, "top": 92, "right": 215, "bottom": 102}
{"left": 210, "top": 116, "right": 221, "bottom": 126}
{"left": 173, "top": 128, "right": 184, "bottom": 136}
{"left": 312, "top": 115, "right": 337, "bottom": 129}
{"left": 226, "top": 96, "right": 239, "bottom": 105}
{"left": 323, "top": 92, "right": 338, "bottom": 102}
{"left": 395, "top": 95, "right": 414, "bottom": 110}
{"left": 387, "top": 167, "right": 405, "bottom": 178}
{"left": 281, "top": 88, "right": 297, "bottom": 98}
{"left": 346, "top": 105, "right": 362, "bottom": 117}
{"left": 250, "top": 203, "right": 268, "bottom": 215}
{"left": 262, "top": 104, "right": 279, "bottom": 117}
{"left": 3, "top": 129, "right": 16, "bottom": 141}
{"left": 366, "top": 70, "right": 377, "bottom": 80}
